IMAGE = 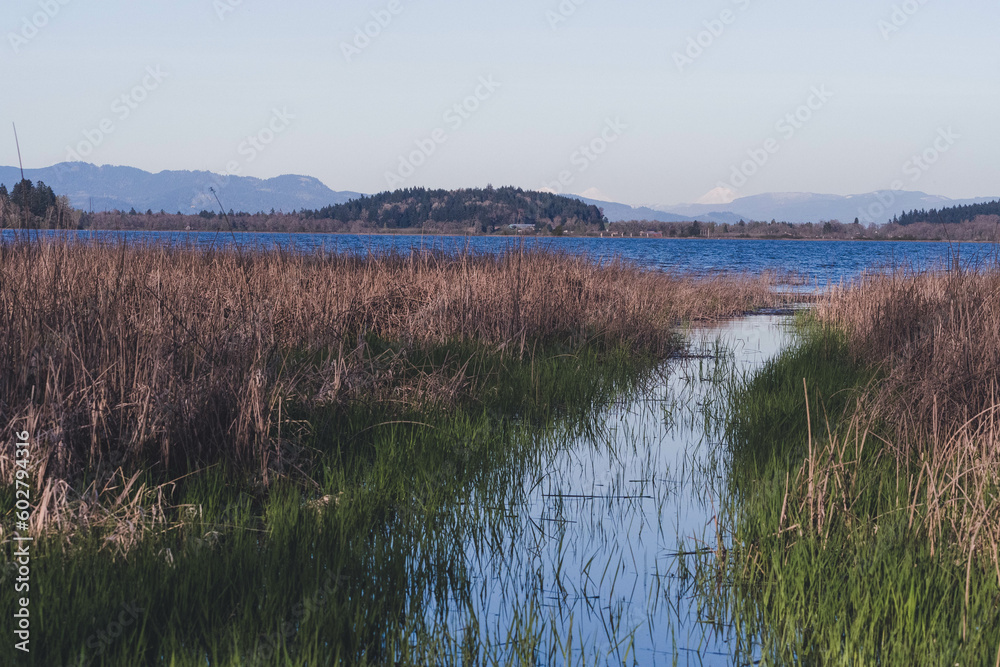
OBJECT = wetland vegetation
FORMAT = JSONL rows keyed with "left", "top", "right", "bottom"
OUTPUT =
{"left": 713, "top": 260, "right": 1000, "bottom": 665}
{"left": 0, "top": 240, "right": 784, "bottom": 665}
{"left": 1, "top": 237, "right": 997, "bottom": 665}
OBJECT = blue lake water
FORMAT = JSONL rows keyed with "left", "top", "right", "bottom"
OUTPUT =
{"left": 5, "top": 229, "right": 996, "bottom": 285}
{"left": 443, "top": 315, "right": 793, "bottom": 664}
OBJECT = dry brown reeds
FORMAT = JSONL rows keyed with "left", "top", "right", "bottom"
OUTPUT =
{"left": 0, "top": 238, "right": 786, "bottom": 499}
{"left": 817, "top": 263, "right": 1000, "bottom": 438}
{"left": 805, "top": 262, "right": 1000, "bottom": 570}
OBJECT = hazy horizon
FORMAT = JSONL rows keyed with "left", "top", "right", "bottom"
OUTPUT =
{"left": 4, "top": 0, "right": 998, "bottom": 208}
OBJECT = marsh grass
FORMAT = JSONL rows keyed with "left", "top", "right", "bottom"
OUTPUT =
{"left": 713, "top": 265, "right": 1000, "bottom": 665}
{"left": 816, "top": 264, "right": 1000, "bottom": 570}
{"left": 4, "top": 336, "right": 654, "bottom": 666}
{"left": 0, "top": 238, "right": 788, "bottom": 665}
{"left": 0, "top": 239, "right": 786, "bottom": 535}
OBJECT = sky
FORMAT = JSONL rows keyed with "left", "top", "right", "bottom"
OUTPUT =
{"left": 2, "top": 0, "right": 998, "bottom": 207}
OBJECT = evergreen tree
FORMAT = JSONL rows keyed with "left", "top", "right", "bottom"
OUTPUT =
{"left": 30, "top": 181, "right": 56, "bottom": 217}
{"left": 896, "top": 200, "right": 1000, "bottom": 226}
{"left": 10, "top": 179, "right": 32, "bottom": 210}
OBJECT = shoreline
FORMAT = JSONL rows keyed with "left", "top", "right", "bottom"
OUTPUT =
{"left": 2, "top": 227, "right": 997, "bottom": 244}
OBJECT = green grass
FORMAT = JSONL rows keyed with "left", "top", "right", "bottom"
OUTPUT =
{"left": 15, "top": 303, "right": 999, "bottom": 665}
{"left": 2, "top": 339, "right": 657, "bottom": 666}
{"left": 714, "top": 321, "right": 1000, "bottom": 666}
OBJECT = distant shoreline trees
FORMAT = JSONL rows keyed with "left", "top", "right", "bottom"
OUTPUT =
{"left": 298, "top": 186, "right": 608, "bottom": 233}
{"left": 897, "top": 200, "right": 1000, "bottom": 226}
{"left": 3, "top": 181, "right": 998, "bottom": 242}
{"left": 0, "top": 178, "right": 78, "bottom": 229}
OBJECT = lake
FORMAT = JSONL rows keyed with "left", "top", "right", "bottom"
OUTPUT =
{"left": 4, "top": 229, "right": 995, "bottom": 285}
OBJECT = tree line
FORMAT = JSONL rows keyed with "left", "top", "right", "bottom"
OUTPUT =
{"left": 5, "top": 179, "right": 996, "bottom": 241}
{"left": 1, "top": 184, "right": 610, "bottom": 235}
{"left": 896, "top": 200, "right": 1000, "bottom": 226}
{"left": 0, "top": 179, "right": 78, "bottom": 229}
{"left": 299, "top": 186, "right": 608, "bottom": 233}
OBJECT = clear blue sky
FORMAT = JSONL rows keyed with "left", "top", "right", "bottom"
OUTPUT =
{"left": 3, "top": 0, "right": 998, "bottom": 206}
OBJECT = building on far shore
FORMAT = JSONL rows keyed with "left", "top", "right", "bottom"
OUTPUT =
{"left": 508, "top": 223, "right": 535, "bottom": 233}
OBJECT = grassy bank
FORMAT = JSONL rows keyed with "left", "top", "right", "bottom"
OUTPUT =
{"left": 0, "top": 240, "right": 787, "bottom": 665}
{"left": 8, "top": 344, "right": 648, "bottom": 666}
{"left": 716, "top": 265, "right": 1000, "bottom": 665}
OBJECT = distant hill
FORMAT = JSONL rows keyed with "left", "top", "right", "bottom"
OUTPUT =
{"left": 567, "top": 190, "right": 1000, "bottom": 226}
{"left": 304, "top": 186, "right": 607, "bottom": 232}
{"left": 897, "top": 199, "right": 1000, "bottom": 226}
{"left": 658, "top": 191, "right": 1000, "bottom": 225}
{"left": 562, "top": 194, "right": 748, "bottom": 225}
{"left": 0, "top": 163, "right": 362, "bottom": 214}
{"left": 5, "top": 162, "right": 997, "bottom": 227}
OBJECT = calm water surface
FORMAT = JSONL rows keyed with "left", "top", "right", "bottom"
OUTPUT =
{"left": 6, "top": 229, "right": 995, "bottom": 284}
{"left": 434, "top": 315, "right": 793, "bottom": 665}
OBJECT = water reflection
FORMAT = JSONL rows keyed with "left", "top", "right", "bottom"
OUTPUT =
{"left": 432, "top": 314, "right": 795, "bottom": 665}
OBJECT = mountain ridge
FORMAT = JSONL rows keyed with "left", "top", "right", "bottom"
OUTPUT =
{"left": 0, "top": 162, "right": 363, "bottom": 214}
{"left": 2, "top": 163, "right": 997, "bottom": 225}
{"left": 654, "top": 191, "right": 1000, "bottom": 225}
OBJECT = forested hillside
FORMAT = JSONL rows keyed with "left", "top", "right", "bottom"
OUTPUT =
{"left": 300, "top": 186, "right": 608, "bottom": 232}
{"left": 897, "top": 200, "right": 1000, "bottom": 226}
